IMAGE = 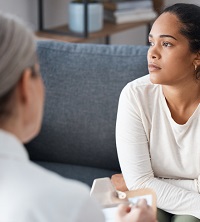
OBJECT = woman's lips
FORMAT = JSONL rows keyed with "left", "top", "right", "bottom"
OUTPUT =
{"left": 148, "top": 63, "right": 161, "bottom": 72}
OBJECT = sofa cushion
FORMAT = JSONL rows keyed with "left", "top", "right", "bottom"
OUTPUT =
{"left": 36, "top": 161, "right": 119, "bottom": 187}
{"left": 26, "top": 41, "right": 149, "bottom": 173}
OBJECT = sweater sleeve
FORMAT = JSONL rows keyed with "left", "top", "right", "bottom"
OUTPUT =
{"left": 159, "top": 178, "right": 199, "bottom": 193}
{"left": 116, "top": 84, "right": 200, "bottom": 218}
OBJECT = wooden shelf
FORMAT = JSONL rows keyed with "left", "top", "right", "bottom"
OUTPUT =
{"left": 35, "top": 19, "right": 153, "bottom": 43}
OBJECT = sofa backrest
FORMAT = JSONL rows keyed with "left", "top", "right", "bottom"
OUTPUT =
{"left": 26, "top": 40, "right": 149, "bottom": 172}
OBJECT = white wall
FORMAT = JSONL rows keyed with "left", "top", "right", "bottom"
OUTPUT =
{"left": 0, "top": 0, "right": 69, "bottom": 30}
{"left": 0, "top": 0, "right": 38, "bottom": 30}
{"left": 0, "top": 0, "right": 199, "bottom": 45}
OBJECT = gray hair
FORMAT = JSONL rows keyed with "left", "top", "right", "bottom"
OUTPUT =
{"left": 0, "top": 13, "right": 36, "bottom": 97}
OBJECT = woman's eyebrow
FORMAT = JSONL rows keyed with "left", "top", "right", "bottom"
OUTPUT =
{"left": 149, "top": 34, "right": 178, "bottom": 41}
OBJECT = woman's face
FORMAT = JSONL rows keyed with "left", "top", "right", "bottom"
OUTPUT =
{"left": 147, "top": 12, "right": 197, "bottom": 85}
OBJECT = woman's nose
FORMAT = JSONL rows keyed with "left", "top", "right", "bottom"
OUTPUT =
{"left": 148, "top": 47, "right": 160, "bottom": 60}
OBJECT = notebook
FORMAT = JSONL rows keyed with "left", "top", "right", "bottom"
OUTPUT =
{"left": 90, "top": 177, "right": 157, "bottom": 222}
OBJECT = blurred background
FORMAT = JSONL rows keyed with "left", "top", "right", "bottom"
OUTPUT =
{"left": 0, "top": 0, "right": 199, "bottom": 45}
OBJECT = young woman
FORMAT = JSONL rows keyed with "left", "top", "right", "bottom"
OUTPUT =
{"left": 0, "top": 13, "right": 156, "bottom": 222}
{"left": 113, "top": 3, "right": 200, "bottom": 222}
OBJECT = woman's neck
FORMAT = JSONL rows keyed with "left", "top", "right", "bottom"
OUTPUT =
{"left": 162, "top": 81, "right": 200, "bottom": 124}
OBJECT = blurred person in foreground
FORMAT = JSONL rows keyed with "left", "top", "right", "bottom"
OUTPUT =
{"left": 0, "top": 12, "right": 156, "bottom": 222}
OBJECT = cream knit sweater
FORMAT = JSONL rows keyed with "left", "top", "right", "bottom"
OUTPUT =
{"left": 116, "top": 75, "right": 200, "bottom": 218}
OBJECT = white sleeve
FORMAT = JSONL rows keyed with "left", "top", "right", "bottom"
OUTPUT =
{"left": 116, "top": 85, "right": 200, "bottom": 218}
{"left": 159, "top": 178, "right": 199, "bottom": 193}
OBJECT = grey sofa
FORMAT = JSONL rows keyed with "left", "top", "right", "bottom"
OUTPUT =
{"left": 25, "top": 40, "right": 149, "bottom": 187}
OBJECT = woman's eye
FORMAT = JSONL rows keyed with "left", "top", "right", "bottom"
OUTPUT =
{"left": 163, "top": 42, "right": 172, "bottom": 47}
{"left": 149, "top": 41, "right": 154, "bottom": 46}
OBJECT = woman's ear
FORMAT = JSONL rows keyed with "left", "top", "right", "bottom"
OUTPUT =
{"left": 194, "top": 52, "right": 200, "bottom": 66}
{"left": 193, "top": 52, "right": 200, "bottom": 72}
{"left": 17, "top": 68, "right": 32, "bottom": 106}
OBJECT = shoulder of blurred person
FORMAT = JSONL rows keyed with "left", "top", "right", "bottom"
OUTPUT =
{"left": 0, "top": 129, "right": 105, "bottom": 222}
